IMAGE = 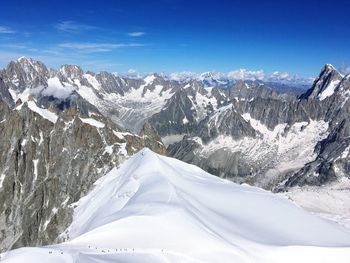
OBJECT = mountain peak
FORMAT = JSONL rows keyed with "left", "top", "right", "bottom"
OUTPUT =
{"left": 321, "top": 64, "right": 341, "bottom": 76}
{"left": 16, "top": 56, "right": 32, "bottom": 62}
{"left": 59, "top": 64, "right": 84, "bottom": 79}
{"left": 324, "top": 63, "right": 336, "bottom": 70}
{"left": 300, "top": 64, "right": 343, "bottom": 100}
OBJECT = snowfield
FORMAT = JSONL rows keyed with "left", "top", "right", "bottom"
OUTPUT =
{"left": 2, "top": 149, "right": 350, "bottom": 263}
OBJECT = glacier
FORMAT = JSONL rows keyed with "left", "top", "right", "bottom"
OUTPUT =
{"left": 2, "top": 148, "right": 350, "bottom": 263}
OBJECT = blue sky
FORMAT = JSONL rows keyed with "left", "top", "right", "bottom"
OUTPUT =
{"left": 0, "top": 0, "right": 349, "bottom": 77}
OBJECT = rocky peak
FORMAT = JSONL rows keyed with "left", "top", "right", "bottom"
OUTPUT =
{"left": 140, "top": 74, "right": 169, "bottom": 96}
{"left": 140, "top": 121, "right": 162, "bottom": 141}
{"left": 187, "top": 80, "right": 204, "bottom": 93}
{"left": 15, "top": 57, "right": 49, "bottom": 78}
{"left": 59, "top": 65, "right": 84, "bottom": 80}
{"left": 139, "top": 122, "right": 167, "bottom": 155}
{"left": 195, "top": 104, "right": 256, "bottom": 143}
{"left": 4, "top": 57, "right": 49, "bottom": 92}
{"left": 95, "top": 71, "right": 125, "bottom": 96}
{"left": 300, "top": 64, "right": 343, "bottom": 100}
{"left": 198, "top": 71, "right": 227, "bottom": 88}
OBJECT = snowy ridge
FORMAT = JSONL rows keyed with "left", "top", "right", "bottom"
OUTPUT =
{"left": 79, "top": 117, "right": 105, "bottom": 128}
{"left": 2, "top": 149, "right": 350, "bottom": 263}
{"left": 15, "top": 100, "right": 58, "bottom": 123}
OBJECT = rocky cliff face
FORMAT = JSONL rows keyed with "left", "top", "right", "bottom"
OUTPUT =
{"left": 299, "top": 64, "right": 343, "bottom": 100}
{"left": 0, "top": 98, "right": 166, "bottom": 251}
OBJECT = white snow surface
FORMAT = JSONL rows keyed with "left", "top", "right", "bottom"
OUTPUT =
{"left": 79, "top": 117, "right": 105, "bottom": 128}
{"left": 43, "top": 77, "right": 75, "bottom": 99}
{"left": 195, "top": 114, "right": 329, "bottom": 186}
{"left": 285, "top": 177, "right": 350, "bottom": 222}
{"left": 318, "top": 79, "right": 341, "bottom": 100}
{"left": 162, "top": 134, "right": 185, "bottom": 147}
{"left": 2, "top": 149, "right": 350, "bottom": 263}
{"left": 27, "top": 101, "right": 58, "bottom": 123}
{"left": 72, "top": 73, "right": 174, "bottom": 131}
{"left": 140, "top": 74, "right": 156, "bottom": 89}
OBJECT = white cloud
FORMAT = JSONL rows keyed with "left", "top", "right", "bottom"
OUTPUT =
{"left": 269, "top": 71, "right": 291, "bottom": 81}
{"left": 227, "top": 69, "right": 265, "bottom": 81}
{"left": 169, "top": 71, "right": 199, "bottom": 82}
{"left": 168, "top": 69, "right": 313, "bottom": 86}
{"left": 2, "top": 43, "right": 28, "bottom": 49}
{"left": 340, "top": 64, "right": 350, "bottom": 75}
{"left": 42, "top": 77, "right": 75, "bottom": 99}
{"left": 55, "top": 21, "right": 97, "bottom": 33}
{"left": 128, "top": 32, "right": 146, "bottom": 37}
{"left": 0, "top": 26, "right": 16, "bottom": 34}
{"left": 266, "top": 71, "right": 314, "bottom": 85}
{"left": 128, "top": 68, "right": 137, "bottom": 73}
{"left": 57, "top": 42, "right": 144, "bottom": 53}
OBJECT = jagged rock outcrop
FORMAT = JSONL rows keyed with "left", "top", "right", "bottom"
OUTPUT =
{"left": 300, "top": 64, "right": 343, "bottom": 100}
{"left": 0, "top": 99, "right": 166, "bottom": 252}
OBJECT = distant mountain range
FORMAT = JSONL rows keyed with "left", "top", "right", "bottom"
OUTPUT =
{"left": 0, "top": 57, "right": 350, "bottom": 251}
{"left": 119, "top": 68, "right": 314, "bottom": 92}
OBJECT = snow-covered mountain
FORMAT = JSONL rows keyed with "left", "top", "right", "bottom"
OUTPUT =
{"left": 166, "top": 65, "right": 350, "bottom": 190}
{"left": 1, "top": 57, "right": 350, "bottom": 252}
{"left": 0, "top": 58, "right": 349, "bottom": 189}
{"left": 1, "top": 57, "right": 349, "bottom": 191}
{"left": 169, "top": 69, "right": 313, "bottom": 90}
{"left": 0, "top": 65, "right": 167, "bottom": 251}
{"left": 2, "top": 149, "right": 350, "bottom": 263}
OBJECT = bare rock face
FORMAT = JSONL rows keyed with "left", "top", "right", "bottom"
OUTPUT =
{"left": 300, "top": 64, "right": 343, "bottom": 100}
{"left": 0, "top": 100, "right": 166, "bottom": 251}
{"left": 139, "top": 122, "right": 167, "bottom": 156}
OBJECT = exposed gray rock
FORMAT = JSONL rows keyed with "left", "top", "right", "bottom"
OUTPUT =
{"left": 0, "top": 99, "right": 166, "bottom": 252}
{"left": 300, "top": 64, "right": 343, "bottom": 100}
{"left": 167, "top": 65, "right": 350, "bottom": 190}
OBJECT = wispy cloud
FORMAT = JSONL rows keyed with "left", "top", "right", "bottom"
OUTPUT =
{"left": 57, "top": 42, "right": 144, "bottom": 53}
{"left": 1, "top": 43, "right": 39, "bottom": 53}
{"left": 55, "top": 21, "right": 97, "bottom": 33}
{"left": 340, "top": 63, "right": 350, "bottom": 75}
{"left": 127, "top": 32, "right": 146, "bottom": 37}
{"left": 227, "top": 69, "right": 265, "bottom": 81}
{"left": 0, "top": 26, "right": 16, "bottom": 34}
{"left": 2, "top": 43, "right": 28, "bottom": 49}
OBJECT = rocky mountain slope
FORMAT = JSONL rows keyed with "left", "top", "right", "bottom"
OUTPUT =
{"left": 0, "top": 66, "right": 166, "bottom": 251}
{"left": 167, "top": 65, "right": 350, "bottom": 191}
{"left": 1, "top": 58, "right": 349, "bottom": 191}
{"left": 1, "top": 57, "right": 350, "bottom": 251}
{"left": 2, "top": 149, "right": 350, "bottom": 263}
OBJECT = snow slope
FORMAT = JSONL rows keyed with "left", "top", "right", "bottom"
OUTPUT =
{"left": 192, "top": 114, "right": 329, "bottom": 187}
{"left": 318, "top": 79, "right": 341, "bottom": 100}
{"left": 2, "top": 149, "right": 350, "bottom": 263}
{"left": 284, "top": 177, "right": 350, "bottom": 230}
{"left": 15, "top": 100, "right": 58, "bottom": 123}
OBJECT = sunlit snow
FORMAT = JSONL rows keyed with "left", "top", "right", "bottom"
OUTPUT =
{"left": 2, "top": 149, "right": 350, "bottom": 263}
